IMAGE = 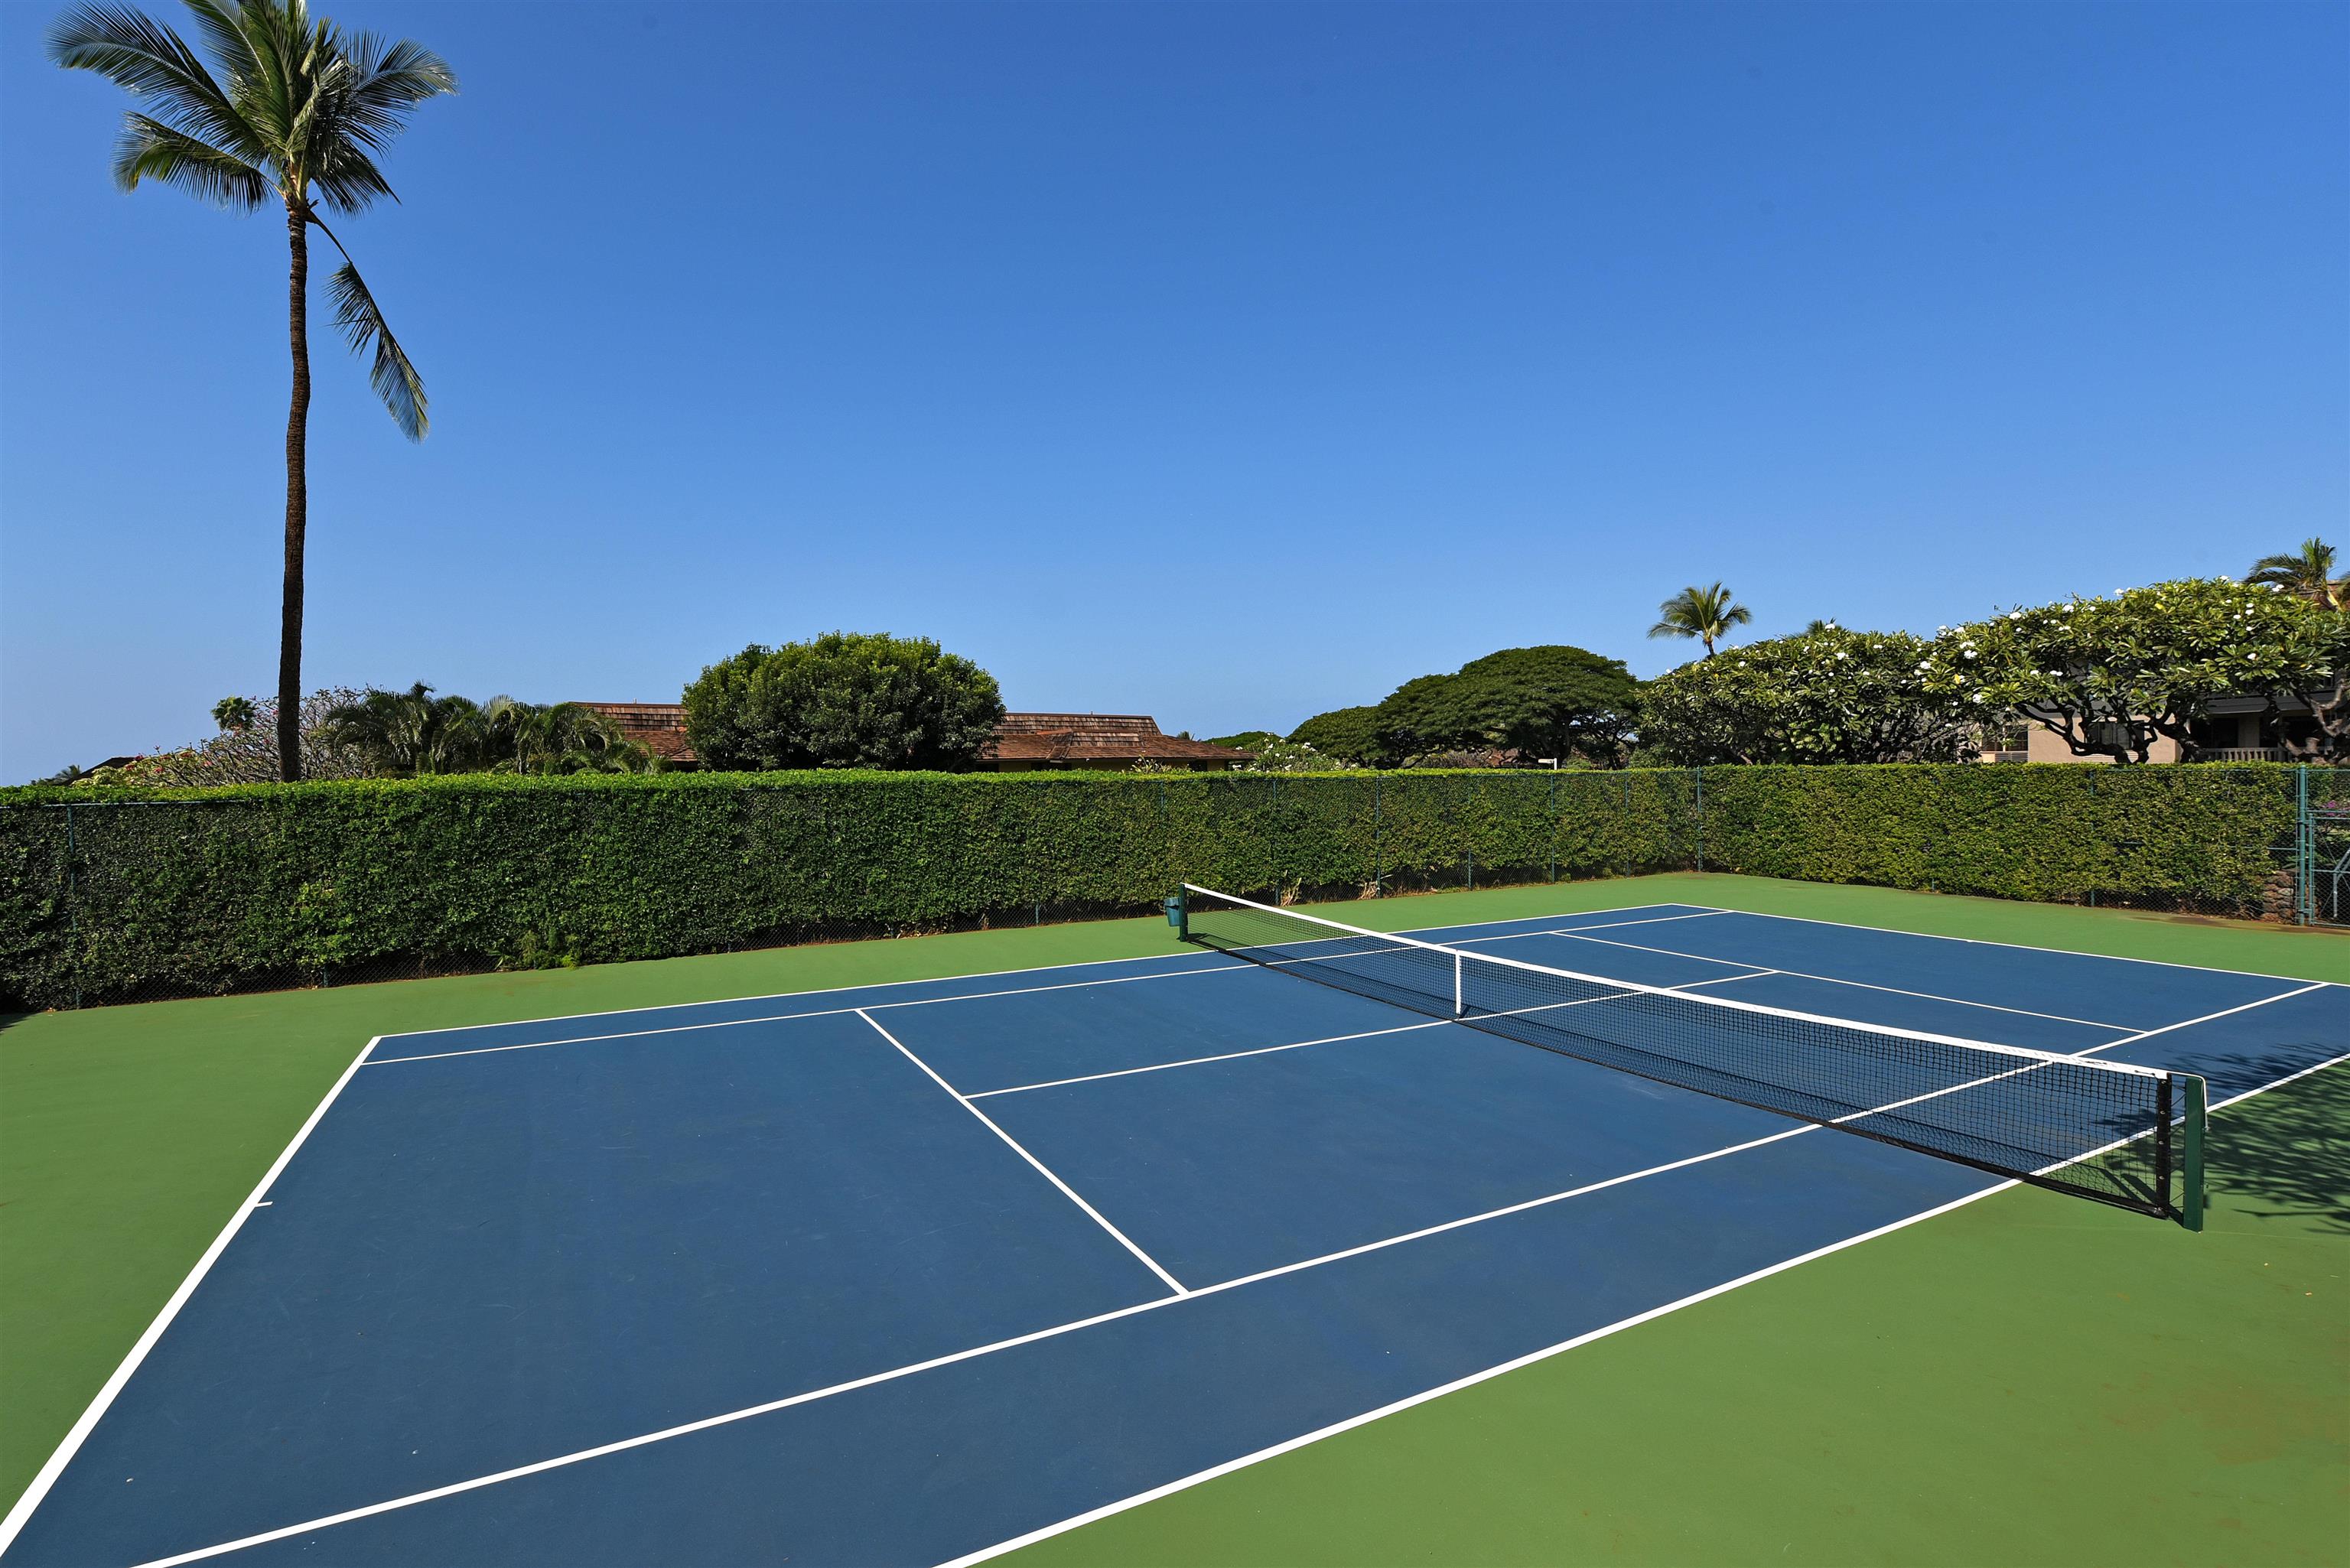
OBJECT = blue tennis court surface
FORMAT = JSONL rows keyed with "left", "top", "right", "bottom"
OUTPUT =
{"left": 5, "top": 904, "right": 2343, "bottom": 1567}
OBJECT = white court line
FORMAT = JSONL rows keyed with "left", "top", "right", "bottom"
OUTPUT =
{"left": 1697, "top": 905, "right": 2347, "bottom": 987}
{"left": 366, "top": 901, "right": 1697, "bottom": 1048}
{"left": 944, "top": 1040, "right": 2350, "bottom": 1568}
{"left": 2072, "top": 982, "right": 2328, "bottom": 1051}
{"left": 1528, "top": 927, "right": 2141, "bottom": 1033}
{"left": 119, "top": 1118, "right": 1827, "bottom": 1568}
{"left": 124, "top": 1026, "right": 2350, "bottom": 1568}
{"left": 18, "top": 940, "right": 2326, "bottom": 1561}
{"left": 1428, "top": 909, "right": 1730, "bottom": 939}
{"left": 966, "top": 970, "right": 1776, "bottom": 1099}
{"left": 364, "top": 960, "right": 1271, "bottom": 1066}
{"left": 0, "top": 1037, "right": 386, "bottom": 1561}
{"left": 363, "top": 905, "right": 1721, "bottom": 1068}
{"left": 854, "top": 1010, "right": 1190, "bottom": 1297}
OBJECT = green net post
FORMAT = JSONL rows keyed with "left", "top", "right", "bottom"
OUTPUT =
{"left": 1165, "top": 890, "right": 1187, "bottom": 940}
{"left": 2181, "top": 1074, "right": 2206, "bottom": 1232}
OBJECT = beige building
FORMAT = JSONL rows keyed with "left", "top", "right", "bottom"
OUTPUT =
{"left": 1979, "top": 693, "right": 2316, "bottom": 764}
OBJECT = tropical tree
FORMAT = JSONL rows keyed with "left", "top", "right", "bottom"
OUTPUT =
{"left": 1378, "top": 646, "right": 1643, "bottom": 765}
{"left": 2247, "top": 538, "right": 2345, "bottom": 610}
{"left": 49, "top": 1, "right": 455, "bottom": 782}
{"left": 1287, "top": 705, "right": 1388, "bottom": 767}
{"left": 1642, "top": 626, "right": 1975, "bottom": 765}
{"left": 1934, "top": 579, "right": 2339, "bottom": 763}
{"left": 111, "top": 688, "right": 373, "bottom": 784}
{"left": 682, "top": 633, "right": 1007, "bottom": 771}
{"left": 1648, "top": 583, "right": 1753, "bottom": 657}
{"left": 319, "top": 683, "right": 487, "bottom": 776}
{"left": 480, "top": 697, "right": 648, "bottom": 776}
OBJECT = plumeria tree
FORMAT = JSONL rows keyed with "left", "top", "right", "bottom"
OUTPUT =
{"left": 1934, "top": 579, "right": 2342, "bottom": 763}
{"left": 1642, "top": 626, "right": 1975, "bottom": 765}
{"left": 97, "top": 688, "right": 374, "bottom": 784}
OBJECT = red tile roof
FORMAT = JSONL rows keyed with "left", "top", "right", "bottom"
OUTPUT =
{"left": 985, "top": 715, "right": 1247, "bottom": 768}
{"left": 579, "top": 703, "right": 697, "bottom": 763}
{"left": 571, "top": 707, "right": 1245, "bottom": 770}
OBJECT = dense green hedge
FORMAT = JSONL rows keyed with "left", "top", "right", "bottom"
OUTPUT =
{"left": 0, "top": 763, "right": 2309, "bottom": 1010}
{"left": 1697, "top": 764, "right": 2300, "bottom": 909}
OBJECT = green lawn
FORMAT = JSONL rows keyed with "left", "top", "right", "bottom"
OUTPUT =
{"left": 3, "top": 873, "right": 2343, "bottom": 1563}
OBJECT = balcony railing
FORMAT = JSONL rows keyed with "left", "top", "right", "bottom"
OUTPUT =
{"left": 2192, "top": 747, "right": 2284, "bottom": 763}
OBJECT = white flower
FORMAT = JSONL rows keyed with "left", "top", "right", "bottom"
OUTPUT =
{"left": 1970, "top": 691, "right": 1985, "bottom": 703}
{"left": 1963, "top": 649, "right": 1976, "bottom": 660}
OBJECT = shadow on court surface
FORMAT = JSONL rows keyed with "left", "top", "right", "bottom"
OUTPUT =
{"left": 2211, "top": 1064, "right": 2350, "bottom": 1235}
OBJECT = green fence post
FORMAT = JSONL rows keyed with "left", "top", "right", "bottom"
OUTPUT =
{"left": 2298, "top": 766, "right": 2314, "bottom": 926}
{"left": 1373, "top": 773, "right": 1383, "bottom": 896}
{"left": 1694, "top": 766, "right": 1705, "bottom": 873}
{"left": 1548, "top": 769, "right": 1557, "bottom": 883}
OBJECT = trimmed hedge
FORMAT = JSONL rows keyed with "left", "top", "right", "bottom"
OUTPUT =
{"left": 1698, "top": 764, "right": 2300, "bottom": 910}
{"left": 0, "top": 763, "right": 2309, "bottom": 1010}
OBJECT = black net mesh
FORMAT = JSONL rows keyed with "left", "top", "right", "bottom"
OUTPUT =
{"left": 1183, "top": 886, "right": 2187, "bottom": 1218}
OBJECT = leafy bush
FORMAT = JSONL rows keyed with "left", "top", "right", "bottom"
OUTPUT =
{"left": 683, "top": 632, "right": 1005, "bottom": 770}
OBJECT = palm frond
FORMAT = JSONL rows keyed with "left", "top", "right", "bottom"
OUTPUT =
{"left": 47, "top": 3, "right": 266, "bottom": 164}
{"left": 112, "top": 112, "right": 269, "bottom": 207}
{"left": 327, "top": 258, "right": 428, "bottom": 439}
{"left": 339, "top": 32, "right": 457, "bottom": 147}
{"left": 308, "top": 139, "right": 396, "bottom": 212}
{"left": 181, "top": 0, "right": 265, "bottom": 90}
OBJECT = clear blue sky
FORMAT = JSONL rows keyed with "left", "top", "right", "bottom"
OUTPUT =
{"left": 3, "top": 1, "right": 2344, "bottom": 778}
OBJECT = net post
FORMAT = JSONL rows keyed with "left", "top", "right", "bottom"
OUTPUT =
{"left": 2181, "top": 1074, "right": 2206, "bottom": 1233}
{"left": 1165, "top": 890, "right": 1187, "bottom": 940}
{"left": 1453, "top": 952, "right": 1463, "bottom": 1017}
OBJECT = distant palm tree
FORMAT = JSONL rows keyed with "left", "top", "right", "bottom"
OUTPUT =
{"left": 321, "top": 683, "right": 484, "bottom": 776}
{"left": 2247, "top": 538, "right": 2346, "bottom": 610}
{"left": 1649, "top": 583, "right": 1753, "bottom": 658}
{"left": 49, "top": 1, "right": 454, "bottom": 782}
{"left": 482, "top": 698, "right": 648, "bottom": 776}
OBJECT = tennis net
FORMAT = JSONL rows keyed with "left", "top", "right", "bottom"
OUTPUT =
{"left": 1177, "top": 886, "right": 2204, "bottom": 1223}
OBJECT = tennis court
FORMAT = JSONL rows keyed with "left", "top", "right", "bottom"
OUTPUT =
{"left": 3, "top": 896, "right": 2342, "bottom": 1567}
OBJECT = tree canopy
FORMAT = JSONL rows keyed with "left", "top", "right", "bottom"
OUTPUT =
{"left": 1935, "top": 578, "right": 2344, "bottom": 763}
{"left": 682, "top": 632, "right": 1006, "bottom": 771}
{"left": 1287, "top": 646, "right": 1641, "bottom": 767}
{"left": 1642, "top": 626, "right": 1975, "bottom": 765}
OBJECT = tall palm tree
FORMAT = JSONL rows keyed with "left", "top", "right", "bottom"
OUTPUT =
{"left": 1648, "top": 583, "right": 1753, "bottom": 658}
{"left": 2247, "top": 538, "right": 2345, "bottom": 610}
{"left": 49, "top": 2, "right": 454, "bottom": 781}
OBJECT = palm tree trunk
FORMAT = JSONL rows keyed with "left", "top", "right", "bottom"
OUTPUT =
{"left": 278, "top": 203, "right": 311, "bottom": 782}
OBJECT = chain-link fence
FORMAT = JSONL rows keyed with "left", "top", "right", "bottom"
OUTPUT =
{"left": 2, "top": 765, "right": 2335, "bottom": 1012}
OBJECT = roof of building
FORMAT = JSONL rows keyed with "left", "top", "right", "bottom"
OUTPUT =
{"left": 570, "top": 706, "right": 1245, "bottom": 769}
{"left": 578, "top": 702, "right": 697, "bottom": 763}
{"left": 985, "top": 714, "right": 1248, "bottom": 766}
